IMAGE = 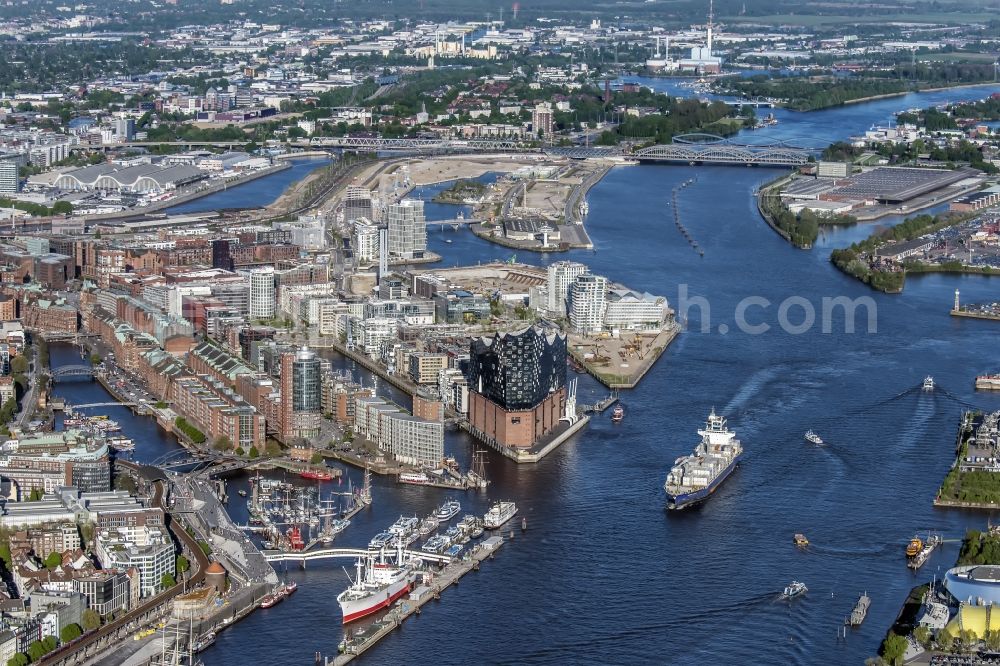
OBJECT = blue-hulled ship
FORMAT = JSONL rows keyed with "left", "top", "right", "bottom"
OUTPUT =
{"left": 664, "top": 409, "right": 744, "bottom": 510}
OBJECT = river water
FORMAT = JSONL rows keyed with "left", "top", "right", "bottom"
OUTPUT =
{"left": 47, "top": 82, "right": 1000, "bottom": 665}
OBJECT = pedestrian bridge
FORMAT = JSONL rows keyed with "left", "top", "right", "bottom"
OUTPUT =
{"left": 262, "top": 547, "right": 452, "bottom": 565}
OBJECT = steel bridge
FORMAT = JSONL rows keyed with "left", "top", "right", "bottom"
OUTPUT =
{"left": 306, "top": 136, "right": 535, "bottom": 152}
{"left": 50, "top": 365, "right": 96, "bottom": 380}
{"left": 263, "top": 547, "right": 452, "bottom": 565}
{"left": 632, "top": 134, "right": 816, "bottom": 167}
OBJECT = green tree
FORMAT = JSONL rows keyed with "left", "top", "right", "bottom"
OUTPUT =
{"left": 248, "top": 446, "right": 259, "bottom": 459}
{"left": 212, "top": 435, "right": 231, "bottom": 451}
{"left": 51, "top": 201, "right": 73, "bottom": 215}
{"left": 82, "top": 608, "right": 101, "bottom": 631}
{"left": 7, "top": 653, "right": 28, "bottom": 666}
{"left": 882, "top": 633, "right": 909, "bottom": 665}
{"left": 26, "top": 640, "right": 46, "bottom": 662}
{"left": 60, "top": 623, "right": 83, "bottom": 643}
{"left": 310, "top": 452, "right": 324, "bottom": 464}
{"left": 9, "top": 356, "right": 27, "bottom": 375}
{"left": 913, "top": 625, "right": 930, "bottom": 646}
{"left": 161, "top": 572, "right": 176, "bottom": 589}
{"left": 89, "top": 354, "right": 101, "bottom": 366}
{"left": 176, "top": 555, "right": 189, "bottom": 575}
{"left": 41, "top": 637, "right": 56, "bottom": 653}
{"left": 27, "top": 488, "right": 43, "bottom": 501}
{"left": 44, "top": 551, "right": 62, "bottom": 569}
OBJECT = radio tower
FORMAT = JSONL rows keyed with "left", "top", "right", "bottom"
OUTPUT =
{"left": 707, "top": 0, "right": 714, "bottom": 54}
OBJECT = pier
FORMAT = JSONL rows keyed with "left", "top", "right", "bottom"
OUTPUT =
{"left": 330, "top": 537, "right": 505, "bottom": 665}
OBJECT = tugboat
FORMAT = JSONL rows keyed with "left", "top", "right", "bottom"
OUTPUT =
{"left": 611, "top": 405, "right": 624, "bottom": 423}
{"left": 804, "top": 430, "right": 824, "bottom": 445}
{"left": 781, "top": 581, "right": 808, "bottom": 599}
{"left": 923, "top": 376, "right": 935, "bottom": 391}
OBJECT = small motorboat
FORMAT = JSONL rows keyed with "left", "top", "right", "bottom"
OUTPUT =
{"left": 923, "top": 376, "right": 935, "bottom": 391}
{"left": 793, "top": 533, "right": 809, "bottom": 547}
{"left": 611, "top": 405, "right": 624, "bottom": 423}
{"left": 804, "top": 430, "right": 824, "bottom": 445}
{"left": 782, "top": 581, "right": 808, "bottom": 599}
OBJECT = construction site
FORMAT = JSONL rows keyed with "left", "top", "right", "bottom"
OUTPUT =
{"left": 568, "top": 325, "right": 681, "bottom": 389}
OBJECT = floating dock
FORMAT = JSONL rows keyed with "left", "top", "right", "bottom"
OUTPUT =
{"left": 332, "top": 536, "right": 505, "bottom": 664}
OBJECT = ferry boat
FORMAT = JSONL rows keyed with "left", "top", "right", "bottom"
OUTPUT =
{"left": 782, "top": 581, "right": 808, "bottom": 599}
{"left": 398, "top": 472, "right": 432, "bottom": 486}
{"left": 418, "top": 517, "right": 439, "bottom": 536}
{"left": 107, "top": 436, "right": 135, "bottom": 451}
{"left": 611, "top": 405, "right": 624, "bottom": 423}
{"left": 433, "top": 500, "right": 461, "bottom": 521}
{"left": 905, "top": 537, "right": 924, "bottom": 558}
{"left": 391, "top": 531, "right": 419, "bottom": 548}
{"left": 337, "top": 548, "right": 416, "bottom": 624}
{"left": 422, "top": 535, "right": 449, "bottom": 554}
{"left": 664, "top": 409, "right": 744, "bottom": 510}
{"left": 923, "top": 376, "right": 935, "bottom": 391}
{"left": 388, "top": 516, "right": 419, "bottom": 536}
{"left": 976, "top": 374, "right": 1000, "bottom": 391}
{"left": 260, "top": 593, "right": 282, "bottom": 609}
{"left": 804, "top": 430, "right": 824, "bottom": 445}
{"left": 300, "top": 467, "right": 334, "bottom": 482}
{"left": 369, "top": 532, "right": 393, "bottom": 549}
{"left": 484, "top": 501, "right": 518, "bottom": 529}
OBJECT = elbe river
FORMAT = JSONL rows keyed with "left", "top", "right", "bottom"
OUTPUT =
{"left": 52, "top": 80, "right": 1000, "bottom": 665}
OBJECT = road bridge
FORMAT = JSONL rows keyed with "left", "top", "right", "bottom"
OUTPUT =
{"left": 263, "top": 547, "right": 452, "bottom": 565}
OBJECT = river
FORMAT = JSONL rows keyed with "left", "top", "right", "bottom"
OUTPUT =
{"left": 46, "top": 82, "right": 1000, "bottom": 665}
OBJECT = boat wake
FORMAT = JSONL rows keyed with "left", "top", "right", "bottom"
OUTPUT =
{"left": 804, "top": 542, "right": 897, "bottom": 558}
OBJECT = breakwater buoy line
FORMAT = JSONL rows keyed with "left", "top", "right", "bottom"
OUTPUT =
{"left": 671, "top": 177, "right": 705, "bottom": 257}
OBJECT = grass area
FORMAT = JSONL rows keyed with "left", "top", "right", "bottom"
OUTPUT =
{"left": 723, "top": 12, "right": 997, "bottom": 25}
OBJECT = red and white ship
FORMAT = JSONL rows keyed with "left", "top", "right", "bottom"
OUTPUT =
{"left": 337, "top": 547, "right": 416, "bottom": 624}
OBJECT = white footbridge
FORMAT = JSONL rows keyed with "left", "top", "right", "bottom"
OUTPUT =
{"left": 262, "top": 547, "right": 452, "bottom": 565}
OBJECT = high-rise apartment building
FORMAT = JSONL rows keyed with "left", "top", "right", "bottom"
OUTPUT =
{"left": 280, "top": 348, "right": 322, "bottom": 442}
{"left": 569, "top": 273, "right": 608, "bottom": 334}
{"left": 546, "top": 261, "right": 588, "bottom": 316}
{"left": 241, "top": 267, "right": 275, "bottom": 320}
{"left": 386, "top": 199, "right": 426, "bottom": 260}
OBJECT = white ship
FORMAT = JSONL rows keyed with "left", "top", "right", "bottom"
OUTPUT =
{"left": 483, "top": 501, "right": 518, "bottom": 529}
{"left": 337, "top": 547, "right": 417, "bottom": 624}
{"left": 433, "top": 499, "right": 461, "bottom": 521}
